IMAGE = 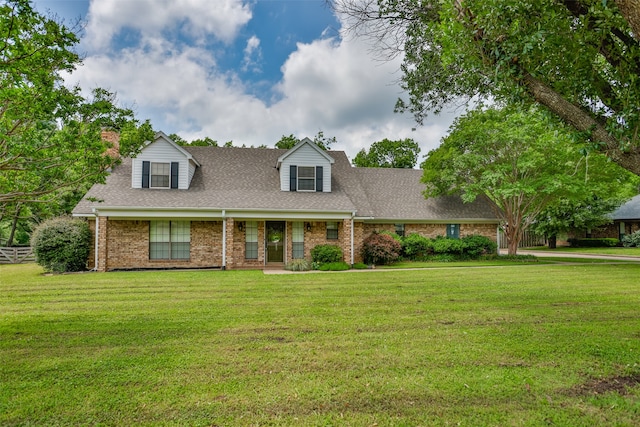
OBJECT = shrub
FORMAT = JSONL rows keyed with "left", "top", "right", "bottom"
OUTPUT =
{"left": 567, "top": 238, "right": 619, "bottom": 247}
{"left": 461, "top": 235, "right": 498, "bottom": 258}
{"left": 362, "top": 232, "right": 402, "bottom": 265}
{"left": 352, "top": 262, "right": 369, "bottom": 269}
{"left": 318, "top": 261, "right": 350, "bottom": 271}
{"left": 311, "top": 244, "right": 343, "bottom": 265}
{"left": 285, "top": 259, "right": 311, "bottom": 271}
{"left": 432, "top": 237, "right": 465, "bottom": 255}
{"left": 622, "top": 230, "right": 640, "bottom": 247}
{"left": 402, "top": 233, "right": 433, "bottom": 260}
{"left": 31, "top": 217, "right": 91, "bottom": 273}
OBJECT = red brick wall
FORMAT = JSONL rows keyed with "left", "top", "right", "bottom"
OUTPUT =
{"left": 92, "top": 218, "right": 498, "bottom": 271}
{"left": 101, "top": 219, "right": 222, "bottom": 270}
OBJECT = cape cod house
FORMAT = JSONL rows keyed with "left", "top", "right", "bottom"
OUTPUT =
{"left": 72, "top": 132, "right": 500, "bottom": 271}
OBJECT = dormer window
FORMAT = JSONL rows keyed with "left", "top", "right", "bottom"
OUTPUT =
{"left": 142, "top": 161, "right": 179, "bottom": 189}
{"left": 289, "top": 165, "right": 323, "bottom": 192}
{"left": 298, "top": 166, "right": 315, "bottom": 191}
{"left": 151, "top": 163, "right": 170, "bottom": 188}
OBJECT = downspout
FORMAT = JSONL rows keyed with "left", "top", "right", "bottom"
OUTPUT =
{"left": 221, "top": 210, "right": 226, "bottom": 270}
{"left": 93, "top": 209, "right": 99, "bottom": 271}
{"left": 350, "top": 211, "right": 355, "bottom": 266}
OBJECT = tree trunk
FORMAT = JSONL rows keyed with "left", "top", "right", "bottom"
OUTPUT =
{"left": 548, "top": 235, "right": 557, "bottom": 249}
{"left": 6, "top": 208, "right": 20, "bottom": 247}
{"left": 616, "top": 0, "right": 640, "bottom": 40}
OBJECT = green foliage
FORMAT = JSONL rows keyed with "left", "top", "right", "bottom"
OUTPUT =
{"left": 285, "top": 259, "right": 311, "bottom": 271}
{"left": 30, "top": 217, "right": 91, "bottom": 273}
{"left": 622, "top": 231, "right": 640, "bottom": 248}
{"left": 568, "top": 238, "right": 619, "bottom": 248}
{"left": 432, "top": 237, "right": 465, "bottom": 255}
{"left": 352, "top": 262, "right": 369, "bottom": 269}
{"left": 318, "top": 261, "right": 350, "bottom": 271}
{"left": 311, "top": 244, "right": 343, "bottom": 265}
{"left": 362, "top": 232, "right": 402, "bottom": 265}
{"left": 401, "top": 233, "right": 433, "bottom": 260}
{"left": 337, "top": 0, "right": 640, "bottom": 174}
{"left": 352, "top": 138, "right": 420, "bottom": 168}
{"left": 421, "top": 105, "right": 630, "bottom": 254}
{"left": 0, "top": 1, "right": 148, "bottom": 211}
{"left": 275, "top": 131, "right": 337, "bottom": 150}
{"left": 461, "top": 235, "right": 498, "bottom": 257}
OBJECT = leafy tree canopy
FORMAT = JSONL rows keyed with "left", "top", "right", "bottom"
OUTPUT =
{"left": 421, "top": 105, "right": 636, "bottom": 254}
{"left": 275, "top": 131, "right": 337, "bottom": 150}
{"left": 352, "top": 138, "right": 420, "bottom": 168}
{"left": 0, "top": 1, "right": 148, "bottom": 208}
{"left": 335, "top": 0, "right": 640, "bottom": 175}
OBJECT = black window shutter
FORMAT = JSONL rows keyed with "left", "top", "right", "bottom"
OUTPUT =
{"left": 316, "top": 166, "right": 323, "bottom": 192}
{"left": 290, "top": 165, "right": 297, "bottom": 191}
{"left": 142, "top": 161, "right": 150, "bottom": 188}
{"left": 171, "top": 162, "right": 179, "bottom": 189}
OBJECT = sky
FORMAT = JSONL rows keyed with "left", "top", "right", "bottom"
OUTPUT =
{"left": 34, "top": 0, "right": 459, "bottom": 163}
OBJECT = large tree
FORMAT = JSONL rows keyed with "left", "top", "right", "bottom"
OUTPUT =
{"left": 0, "top": 1, "right": 147, "bottom": 208}
{"left": 421, "top": 105, "right": 634, "bottom": 255}
{"left": 335, "top": 0, "right": 640, "bottom": 175}
{"left": 352, "top": 138, "right": 420, "bottom": 168}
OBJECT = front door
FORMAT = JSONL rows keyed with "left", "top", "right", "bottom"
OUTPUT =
{"left": 266, "top": 221, "right": 285, "bottom": 263}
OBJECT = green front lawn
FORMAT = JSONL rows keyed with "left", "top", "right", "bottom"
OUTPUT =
{"left": 1, "top": 263, "right": 639, "bottom": 426}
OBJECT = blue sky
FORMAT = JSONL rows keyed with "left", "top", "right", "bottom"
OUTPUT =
{"left": 34, "top": 0, "right": 457, "bottom": 161}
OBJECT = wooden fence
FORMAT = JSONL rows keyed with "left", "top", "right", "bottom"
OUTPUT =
{"left": 0, "top": 247, "right": 35, "bottom": 264}
{"left": 498, "top": 230, "right": 546, "bottom": 249}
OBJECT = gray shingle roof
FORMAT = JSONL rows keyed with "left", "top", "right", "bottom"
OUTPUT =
{"left": 613, "top": 195, "right": 640, "bottom": 220}
{"left": 72, "top": 146, "right": 498, "bottom": 221}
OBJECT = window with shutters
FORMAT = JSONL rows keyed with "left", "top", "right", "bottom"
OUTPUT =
{"left": 297, "top": 166, "right": 315, "bottom": 191}
{"left": 292, "top": 222, "right": 304, "bottom": 259}
{"left": 150, "top": 221, "right": 190, "bottom": 259}
{"left": 245, "top": 221, "right": 258, "bottom": 259}
{"left": 151, "top": 163, "right": 170, "bottom": 188}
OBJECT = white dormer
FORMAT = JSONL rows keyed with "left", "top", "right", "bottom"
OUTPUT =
{"left": 277, "top": 137, "right": 335, "bottom": 192}
{"left": 131, "top": 132, "right": 200, "bottom": 190}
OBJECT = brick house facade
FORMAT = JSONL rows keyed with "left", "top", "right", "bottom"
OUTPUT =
{"left": 74, "top": 133, "right": 500, "bottom": 271}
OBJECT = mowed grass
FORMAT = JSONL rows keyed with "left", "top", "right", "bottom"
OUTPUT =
{"left": 1, "top": 263, "right": 639, "bottom": 426}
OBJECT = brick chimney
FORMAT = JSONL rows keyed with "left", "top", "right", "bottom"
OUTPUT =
{"left": 101, "top": 130, "right": 120, "bottom": 159}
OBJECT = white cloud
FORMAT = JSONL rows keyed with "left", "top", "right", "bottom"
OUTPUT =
{"left": 241, "top": 35, "right": 262, "bottom": 73}
{"left": 67, "top": 0, "right": 456, "bottom": 163}
{"left": 85, "top": 0, "right": 252, "bottom": 49}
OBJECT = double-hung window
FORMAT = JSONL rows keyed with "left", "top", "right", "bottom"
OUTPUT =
{"left": 395, "top": 224, "right": 405, "bottom": 237}
{"left": 142, "top": 161, "right": 179, "bottom": 189}
{"left": 326, "top": 221, "right": 338, "bottom": 240}
{"left": 292, "top": 222, "right": 304, "bottom": 259}
{"left": 150, "top": 221, "right": 190, "bottom": 260}
{"left": 297, "top": 166, "right": 315, "bottom": 191}
{"left": 151, "top": 163, "right": 170, "bottom": 188}
{"left": 245, "top": 221, "right": 258, "bottom": 259}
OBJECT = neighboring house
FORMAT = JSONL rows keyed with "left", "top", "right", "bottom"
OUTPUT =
{"left": 578, "top": 195, "right": 640, "bottom": 241}
{"left": 72, "top": 132, "right": 500, "bottom": 271}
